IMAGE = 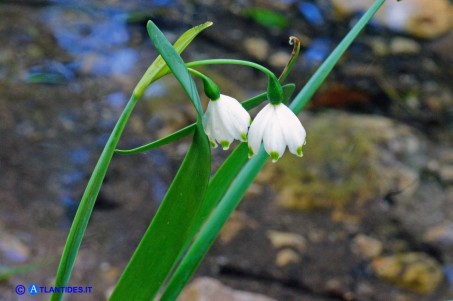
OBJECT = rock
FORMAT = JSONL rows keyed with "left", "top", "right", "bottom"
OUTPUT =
{"left": 368, "top": 38, "right": 389, "bottom": 56}
{"left": 178, "top": 277, "right": 278, "bottom": 301}
{"left": 439, "top": 168, "right": 453, "bottom": 185}
{"left": 423, "top": 223, "right": 453, "bottom": 246}
{"left": 371, "top": 252, "right": 443, "bottom": 293}
{"left": 219, "top": 211, "right": 258, "bottom": 245}
{"left": 269, "top": 51, "right": 291, "bottom": 68}
{"left": 332, "top": 0, "right": 453, "bottom": 39}
{"left": 100, "top": 262, "right": 120, "bottom": 285}
{"left": 426, "top": 150, "right": 453, "bottom": 185}
{"left": 389, "top": 37, "right": 421, "bottom": 54}
{"left": 243, "top": 37, "right": 269, "bottom": 61}
{"left": 351, "top": 234, "right": 383, "bottom": 259}
{"left": 104, "top": 286, "right": 114, "bottom": 300}
{"left": 266, "top": 230, "right": 306, "bottom": 252}
{"left": 428, "top": 31, "right": 453, "bottom": 63}
{"left": 261, "top": 112, "right": 422, "bottom": 213}
{"left": 0, "top": 232, "right": 30, "bottom": 263}
{"left": 275, "top": 248, "right": 301, "bottom": 267}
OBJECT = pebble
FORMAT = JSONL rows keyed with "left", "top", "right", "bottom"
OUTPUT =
{"left": 423, "top": 223, "right": 453, "bottom": 246}
{"left": 332, "top": 0, "right": 453, "bottom": 39}
{"left": 268, "top": 51, "right": 291, "bottom": 68}
{"left": 266, "top": 230, "right": 306, "bottom": 252}
{"left": 275, "top": 248, "right": 300, "bottom": 267}
{"left": 389, "top": 37, "right": 421, "bottom": 54}
{"left": 219, "top": 211, "right": 258, "bottom": 244}
{"left": 350, "top": 234, "right": 383, "bottom": 259}
{"left": 426, "top": 150, "right": 453, "bottom": 185}
{"left": 371, "top": 252, "right": 443, "bottom": 293}
{"left": 439, "top": 167, "right": 453, "bottom": 185}
{"left": 178, "top": 277, "right": 277, "bottom": 301}
{"left": 0, "top": 232, "right": 30, "bottom": 263}
{"left": 100, "top": 262, "right": 120, "bottom": 285}
{"left": 104, "top": 286, "right": 114, "bottom": 300}
{"left": 243, "top": 37, "right": 269, "bottom": 61}
{"left": 368, "top": 38, "right": 389, "bottom": 56}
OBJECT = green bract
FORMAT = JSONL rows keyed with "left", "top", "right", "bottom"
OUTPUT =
{"left": 267, "top": 75, "right": 284, "bottom": 105}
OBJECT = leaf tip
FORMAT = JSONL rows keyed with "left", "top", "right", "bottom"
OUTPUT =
{"left": 146, "top": 20, "right": 154, "bottom": 28}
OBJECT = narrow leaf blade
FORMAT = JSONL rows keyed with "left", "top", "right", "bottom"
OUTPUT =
{"left": 110, "top": 20, "right": 211, "bottom": 301}
{"left": 110, "top": 125, "right": 210, "bottom": 301}
{"left": 115, "top": 124, "right": 196, "bottom": 155}
{"left": 147, "top": 20, "right": 204, "bottom": 116}
{"left": 134, "top": 21, "right": 213, "bottom": 98}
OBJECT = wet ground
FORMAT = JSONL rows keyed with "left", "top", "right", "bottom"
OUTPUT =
{"left": 1, "top": 0, "right": 453, "bottom": 300}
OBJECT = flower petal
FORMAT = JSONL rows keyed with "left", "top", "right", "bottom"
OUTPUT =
{"left": 203, "top": 102, "right": 218, "bottom": 148}
{"left": 217, "top": 95, "right": 250, "bottom": 141}
{"left": 276, "top": 104, "right": 306, "bottom": 156}
{"left": 263, "top": 108, "right": 286, "bottom": 162}
{"left": 247, "top": 104, "right": 273, "bottom": 157}
{"left": 227, "top": 103, "right": 251, "bottom": 141}
{"left": 205, "top": 101, "right": 234, "bottom": 148}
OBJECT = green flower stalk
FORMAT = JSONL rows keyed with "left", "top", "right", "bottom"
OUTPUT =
{"left": 188, "top": 68, "right": 220, "bottom": 101}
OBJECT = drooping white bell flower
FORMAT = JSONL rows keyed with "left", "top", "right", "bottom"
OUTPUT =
{"left": 202, "top": 94, "right": 251, "bottom": 150}
{"left": 248, "top": 103, "right": 306, "bottom": 162}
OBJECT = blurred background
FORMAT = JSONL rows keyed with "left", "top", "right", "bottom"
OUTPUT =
{"left": 1, "top": 0, "right": 453, "bottom": 300}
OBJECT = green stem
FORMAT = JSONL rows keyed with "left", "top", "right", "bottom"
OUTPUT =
{"left": 187, "top": 68, "right": 210, "bottom": 83}
{"left": 188, "top": 68, "right": 220, "bottom": 100}
{"left": 278, "top": 36, "right": 301, "bottom": 83}
{"left": 186, "top": 59, "right": 278, "bottom": 83}
{"left": 51, "top": 94, "right": 139, "bottom": 301}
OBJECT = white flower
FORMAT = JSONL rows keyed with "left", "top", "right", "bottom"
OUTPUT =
{"left": 202, "top": 94, "right": 251, "bottom": 150}
{"left": 248, "top": 103, "right": 306, "bottom": 162}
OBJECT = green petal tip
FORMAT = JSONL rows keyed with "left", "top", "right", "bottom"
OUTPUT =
{"left": 209, "top": 140, "right": 217, "bottom": 148}
{"left": 270, "top": 151, "right": 280, "bottom": 163}
{"left": 248, "top": 147, "right": 254, "bottom": 158}
{"left": 296, "top": 146, "right": 303, "bottom": 157}
{"left": 220, "top": 140, "right": 230, "bottom": 150}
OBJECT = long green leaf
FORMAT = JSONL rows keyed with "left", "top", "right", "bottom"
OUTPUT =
{"left": 147, "top": 20, "right": 204, "bottom": 116}
{"left": 134, "top": 21, "right": 212, "bottom": 97}
{"left": 188, "top": 143, "right": 248, "bottom": 237}
{"left": 115, "top": 124, "right": 196, "bottom": 155}
{"left": 109, "top": 21, "right": 211, "bottom": 301}
{"left": 51, "top": 22, "right": 212, "bottom": 301}
{"left": 160, "top": 1, "right": 386, "bottom": 299}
